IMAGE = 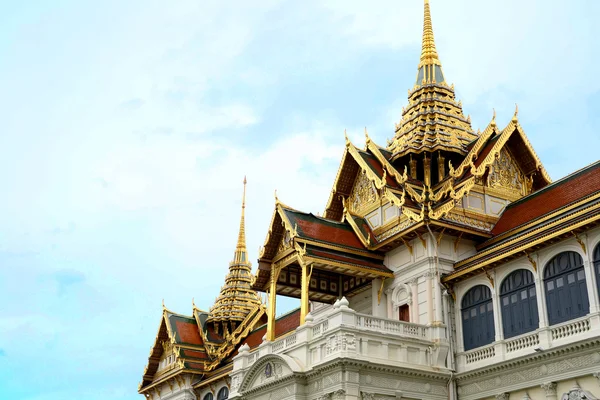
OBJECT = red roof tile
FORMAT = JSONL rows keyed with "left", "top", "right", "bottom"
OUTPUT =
{"left": 242, "top": 309, "right": 301, "bottom": 349}
{"left": 175, "top": 320, "right": 203, "bottom": 345}
{"left": 307, "top": 247, "right": 388, "bottom": 272}
{"left": 283, "top": 209, "right": 366, "bottom": 250}
{"left": 491, "top": 162, "right": 600, "bottom": 236}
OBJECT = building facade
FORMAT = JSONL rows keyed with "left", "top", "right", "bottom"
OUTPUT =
{"left": 139, "top": 1, "right": 600, "bottom": 399}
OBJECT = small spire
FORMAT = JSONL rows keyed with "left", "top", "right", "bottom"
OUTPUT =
{"left": 232, "top": 177, "right": 248, "bottom": 264}
{"left": 416, "top": 0, "right": 444, "bottom": 85}
{"left": 512, "top": 103, "right": 519, "bottom": 122}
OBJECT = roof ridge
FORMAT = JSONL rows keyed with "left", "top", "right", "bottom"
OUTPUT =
{"left": 247, "top": 307, "right": 301, "bottom": 334}
{"left": 165, "top": 310, "right": 195, "bottom": 320}
{"left": 503, "top": 160, "right": 600, "bottom": 211}
{"left": 284, "top": 207, "right": 347, "bottom": 225}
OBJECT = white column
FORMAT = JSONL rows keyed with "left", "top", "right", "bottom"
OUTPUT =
{"left": 411, "top": 277, "right": 419, "bottom": 323}
{"left": 427, "top": 272, "right": 434, "bottom": 324}
{"left": 492, "top": 286, "right": 503, "bottom": 342}
{"left": 434, "top": 271, "right": 444, "bottom": 325}
{"left": 534, "top": 252, "right": 552, "bottom": 349}
{"left": 584, "top": 234, "right": 600, "bottom": 313}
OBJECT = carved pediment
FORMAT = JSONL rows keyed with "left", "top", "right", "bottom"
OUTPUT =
{"left": 349, "top": 170, "right": 379, "bottom": 215}
{"left": 486, "top": 148, "right": 532, "bottom": 199}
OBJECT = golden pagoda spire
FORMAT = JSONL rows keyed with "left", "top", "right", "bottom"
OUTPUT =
{"left": 388, "top": 0, "right": 476, "bottom": 160}
{"left": 206, "top": 176, "right": 262, "bottom": 327}
{"left": 416, "top": 0, "right": 444, "bottom": 84}
{"left": 232, "top": 176, "right": 247, "bottom": 264}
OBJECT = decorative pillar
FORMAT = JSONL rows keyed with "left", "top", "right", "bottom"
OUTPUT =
{"left": 409, "top": 155, "right": 418, "bottom": 180}
{"left": 540, "top": 382, "right": 557, "bottom": 400}
{"left": 426, "top": 272, "right": 434, "bottom": 324}
{"left": 583, "top": 234, "right": 600, "bottom": 313}
{"left": 386, "top": 289, "right": 394, "bottom": 319}
{"left": 410, "top": 278, "right": 419, "bottom": 323}
{"left": 437, "top": 152, "right": 445, "bottom": 181}
{"left": 434, "top": 271, "right": 444, "bottom": 325}
{"left": 266, "top": 266, "right": 278, "bottom": 341}
{"left": 491, "top": 285, "right": 504, "bottom": 342}
{"left": 300, "top": 262, "right": 310, "bottom": 325}
{"left": 534, "top": 253, "right": 551, "bottom": 348}
{"left": 423, "top": 153, "right": 431, "bottom": 186}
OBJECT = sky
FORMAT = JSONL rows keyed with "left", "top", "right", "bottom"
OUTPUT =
{"left": 0, "top": 0, "right": 599, "bottom": 399}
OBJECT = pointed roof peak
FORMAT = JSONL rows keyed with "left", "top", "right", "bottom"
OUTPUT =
{"left": 415, "top": 0, "right": 445, "bottom": 85}
{"left": 233, "top": 176, "right": 248, "bottom": 265}
{"left": 420, "top": 0, "right": 440, "bottom": 68}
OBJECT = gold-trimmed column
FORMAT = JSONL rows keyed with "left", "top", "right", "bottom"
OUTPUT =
{"left": 300, "top": 262, "right": 312, "bottom": 324}
{"left": 266, "top": 265, "right": 278, "bottom": 341}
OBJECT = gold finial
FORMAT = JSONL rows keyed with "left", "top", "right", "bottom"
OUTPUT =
{"left": 512, "top": 103, "right": 519, "bottom": 122}
{"left": 274, "top": 189, "right": 279, "bottom": 204}
{"left": 162, "top": 299, "right": 166, "bottom": 310}
{"left": 418, "top": 0, "right": 443, "bottom": 81}
{"left": 344, "top": 129, "right": 350, "bottom": 147}
{"left": 491, "top": 108, "right": 497, "bottom": 126}
{"left": 232, "top": 177, "right": 248, "bottom": 264}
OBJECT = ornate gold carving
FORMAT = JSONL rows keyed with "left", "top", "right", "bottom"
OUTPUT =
{"left": 416, "top": 231, "right": 427, "bottom": 248}
{"left": 443, "top": 210, "right": 494, "bottom": 231}
{"left": 523, "top": 251, "right": 537, "bottom": 272}
{"left": 377, "top": 278, "right": 387, "bottom": 305}
{"left": 486, "top": 148, "right": 527, "bottom": 197}
{"left": 572, "top": 231, "right": 587, "bottom": 254}
{"left": 454, "top": 232, "right": 463, "bottom": 253}
{"left": 400, "top": 236, "right": 413, "bottom": 255}
{"left": 484, "top": 268, "right": 494, "bottom": 287}
{"left": 375, "top": 217, "right": 416, "bottom": 242}
{"left": 349, "top": 171, "right": 378, "bottom": 215}
{"left": 436, "top": 227, "right": 446, "bottom": 246}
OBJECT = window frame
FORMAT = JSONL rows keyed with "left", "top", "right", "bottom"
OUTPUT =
{"left": 499, "top": 269, "right": 539, "bottom": 338}
{"left": 543, "top": 251, "right": 589, "bottom": 325}
{"left": 461, "top": 284, "right": 495, "bottom": 351}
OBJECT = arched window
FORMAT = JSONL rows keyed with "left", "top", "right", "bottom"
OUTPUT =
{"left": 217, "top": 387, "right": 229, "bottom": 400}
{"left": 461, "top": 285, "right": 495, "bottom": 351}
{"left": 544, "top": 251, "right": 589, "bottom": 325}
{"left": 594, "top": 244, "right": 600, "bottom": 300}
{"left": 203, "top": 394, "right": 214, "bottom": 400}
{"left": 500, "top": 269, "right": 539, "bottom": 338}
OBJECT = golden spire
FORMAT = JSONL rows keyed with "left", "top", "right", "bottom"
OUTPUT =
{"left": 206, "top": 176, "right": 262, "bottom": 326}
{"left": 420, "top": 0, "right": 440, "bottom": 67}
{"left": 416, "top": 0, "right": 444, "bottom": 84}
{"left": 232, "top": 176, "right": 247, "bottom": 264}
{"left": 388, "top": 0, "right": 476, "bottom": 160}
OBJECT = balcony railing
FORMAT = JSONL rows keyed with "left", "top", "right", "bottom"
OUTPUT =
{"left": 230, "top": 298, "right": 447, "bottom": 398}
{"left": 457, "top": 313, "right": 600, "bottom": 372}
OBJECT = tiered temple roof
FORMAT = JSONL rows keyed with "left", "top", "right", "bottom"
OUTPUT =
{"left": 387, "top": 0, "right": 476, "bottom": 159}
{"left": 207, "top": 177, "right": 262, "bottom": 328}
{"left": 139, "top": 0, "right": 600, "bottom": 396}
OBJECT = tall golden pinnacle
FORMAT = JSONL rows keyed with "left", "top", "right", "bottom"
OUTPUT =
{"left": 233, "top": 176, "right": 248, "bottom": 264}
{"left": 388, "top": 0, "right": 475, "bottom": 159}
{"left": 419, "top": 0, "right": 440, "bottom": 68}
{"left": 416, "top": 0, "right": 445, "bottom": 84}
{"left": 206, "top": 176, "right": 262, "bottom": 326}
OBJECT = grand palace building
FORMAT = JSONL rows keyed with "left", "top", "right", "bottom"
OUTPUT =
{"left": 138, "top": 1, "right": 600, "bottom": 399}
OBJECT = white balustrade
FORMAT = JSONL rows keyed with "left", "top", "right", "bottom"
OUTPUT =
{"left": 355, "top": 313, "right": 428, "bottom": 339}
{"left": 465, "top": 345, "right": 495, "bottom": 364}
{"left": 506, "top": 332, "right": 539, "bottom": 353}
{"left": 551, "top": 316, "right": 591, "bottom": 341}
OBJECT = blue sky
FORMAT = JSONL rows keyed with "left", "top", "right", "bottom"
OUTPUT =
{"left": 0, "top": 1, "right": 598, "bottom": 399}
